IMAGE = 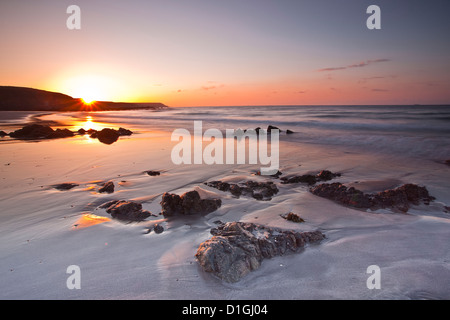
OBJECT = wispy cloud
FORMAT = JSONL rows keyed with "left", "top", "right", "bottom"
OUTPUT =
{"left": 318, "top": 59, "right": 390, "bottom": 72}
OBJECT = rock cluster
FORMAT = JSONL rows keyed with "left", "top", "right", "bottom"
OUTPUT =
{"left": 310, "top": 182, "right": 435, "bottom": 213}
{"left": 205, "top": 180, "right": 279, "bottom": 200}
{"left": 99, "top": 200, "right": 152, "bottom": 221}
{"left": 195, "top": 222, "right": 325, "bottom": 283}
{"left": 9, "top": 124, "right": 74, "bottom": 140}
{"left": 160, "top": 190, "right": 222, "bottom": 217}
{"left": 281, "top": 170, "right": 341, "bottom": 185}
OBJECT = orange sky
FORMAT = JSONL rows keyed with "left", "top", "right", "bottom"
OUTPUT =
{"left": 1, "top": 0, "right": 449, "bottom": 106}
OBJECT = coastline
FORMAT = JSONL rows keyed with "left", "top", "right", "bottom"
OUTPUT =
{"left": 0, "top": 108, "right": 449, "bottom": 299}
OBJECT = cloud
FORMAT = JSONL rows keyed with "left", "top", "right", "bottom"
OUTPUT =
{"left": 201, "top": 84, "right": 225, "bottom": 91}
{"left": 318, "top": 59, "right": 390, "bottom": 72}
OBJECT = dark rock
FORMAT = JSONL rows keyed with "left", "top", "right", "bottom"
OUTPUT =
{"left": 99, "top": 181, "right": 115, "bottom": 193}
{"left": 286, "top": 129, "right": 294, "bottom": 134}
{"left": 195, "top": 222, "right": 325, "bottom": 283}
{"left": 101, "top": 200, "right": 151, "bottom": 221}
{"left": 145, "top": 170, "right": 161, "bottom": 176}
{"left": 281, "top": 170, "right": 341, "bottom": 185}
{"left": 281, "top": 212, "right": 305, "bottom": 223}
{"left": 267, "top": 125, "right": 282, "bottom": 133}
{"left": 160, "top": 190, "right": 222, "bottom": 217}
{"left": 205, "top": 180, "right": 279, "bottom": 201}
{"left": 48, "top": 128, "right": 74, "bottom": 139}
{"left": 10, "top": 124, "right": 55, "bottom": 139}
{"left": 52, "top": 183, "right": 79, "bottom": 191}
{"left": 0, "top": 130, "right": 7, "bottom": 137}
{"left": 118, "top": 127, "right": 133, "bottom": 136}
{"left": 77, "top": 128, "right": 86, "bottom": 135}
{"left": 445, "top": 159, "right": 450, "bottom": 166}
{"left": 87, "top": 129, "right": 97, "bottom": 135}
{"left": 95, "top": 128, "right": 120, "bottom": 145}
{"left": 310, "top": 182, "right": 435, "bottom": 213}
{"left": 153, "top": 224, "right": 164, "bottom": 234}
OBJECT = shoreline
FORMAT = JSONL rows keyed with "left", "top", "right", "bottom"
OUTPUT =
{"left": 0, "top": 108, "right": 449, "bottom": 299}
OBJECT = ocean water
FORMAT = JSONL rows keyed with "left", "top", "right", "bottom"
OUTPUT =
{"left": 79, "top": 105, "right": 450, "bottom": 161}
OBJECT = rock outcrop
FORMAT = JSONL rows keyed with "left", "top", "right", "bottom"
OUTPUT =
{"left": 195, "top": 222, "right": 325, "bottom": 283}
{"left": 9, "top": 124, "right": 74, "bottom": 140}
{"left": 98, "top": 181, "right": 115, "bottom": 193}
{"left": 160, "top": 190, "right": 222, "bottom": 217}
{"left": 99, "top": 200, "right": 151, "bottom": 221}
{"left": 281, "top": 170, "right": 341, "bottom": 185}
{"left": 205, "top": 180, "right": 279, "bottom": 200}
{"left": 310, "top": 182, "right": 435, "bottom": 213}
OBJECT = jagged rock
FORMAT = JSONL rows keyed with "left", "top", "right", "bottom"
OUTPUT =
{"left": 52, "top": 183, "right": 79, "bottom": 191}
{"left": 195, "top": 222, "right": 325, "bottom": 283}
{"left": 77, "top": 128, "right": 86, "bottom": 135}
{"left": 281, "top": 170, "right": 341, "bottom": 185}
{"left": 267, "top": 125, "right": 282, "bottom": 133}
{"left": 160, "top": 190, "right": 222, "bottom": 217}
{"left": 205, "top": 180, "right": 279, "bottom": 201}
{"left": 0, "top": 130, "right": 7, "bottom": 137}
{"left": 118, "top": 127, "right": 133, "bottom": 136}
{"left": 9, "top": 124, "right": 57, "bottom": 139}
{"left": 100, "top": 200, "right": 151, "bottom": 221}
{"left": 281, "top": 212, "right": 305, "bottom": 223}
{"left": 48, "top": 128, "right": 74, "bottom": 139}
{"left": 310, "top": 182, "right": 435, "bottom": 213}
{"left": 99, "top": 181, "right": 115, "bottom": 193}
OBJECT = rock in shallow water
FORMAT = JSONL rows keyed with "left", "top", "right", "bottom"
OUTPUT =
{"left": 160, "top": 190, "right": 222, "bottom": 217}
{"left": 195, "top": 222, "right": 325, "bottom": 283}
{"left": 205, "top": 180, "right": 279, "bottom": 201}
{"left": 310, "top": 182, "right": 435, "bottom": 213}
{"left": 99, "top": 200, "right": 151, "bottom": 221}
{"left": 98, "top": 181, "right": 115, "bottom": 193}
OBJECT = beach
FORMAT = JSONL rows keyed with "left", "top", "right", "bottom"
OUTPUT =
{"left": 1, "top": 105, "right": 450, "bottom": 299}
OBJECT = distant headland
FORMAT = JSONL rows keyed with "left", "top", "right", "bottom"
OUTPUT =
{"left": 0, "top": 86, "right": 168, "bottom": 111}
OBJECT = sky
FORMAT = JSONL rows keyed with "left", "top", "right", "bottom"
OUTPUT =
{"left": 1, "top": 0, "right": 450, "bottom": 106}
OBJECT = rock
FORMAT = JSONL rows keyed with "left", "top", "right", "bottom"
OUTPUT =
{"left": 267, "top": 125, "right": 282, "bottom": 133}
{"left": 118, "top": 127, "right": 133, "bottom": 136}
{"left": 160, "top": 190, "right": 222, "bottom": 217}
{"left": 101, "top": 200, "right": 151, "bottom": 221}
{"left": 153, "top": 224, "right": 164, "bottom": 234}
{"left": 0, "top": 130, "right": 7, "bottom": 137}
{"left": 445, "top": 159, "right": 450, "bottom": 166}
{"left": 95, "top": 128, "right": 120, "bottom": 145}
{"left": 9, "top": 124, "right": 55, "bottom": 139}
{"left": 310, "top": 182, "right": 435, "bottom": 213}
{"left": 145, "top": 170, "right": 161, "bottom": 176}
{"left": 77, "top": 128, "right": 86, "bottom": 135}
{"left": 205, "top": 180, "right": 279, "bottom": 201}
{"left": 281, "top": 212, "right": 305, "bottom": 223}
{"left": 281, "top": 170, "right": 341, "bottom": 185}
{"left": 195, "top": 222, "right": 325, "bottom": 283}
{"left": 99, "top": 181, "right": 115, "bottom": 193}
{"left": 52, "top": 183, "right": 79, "bottom": 191}
{"left": 48, "top": 128, "right": 74, "bottom": 139}
{"left": 286, "top": 129, "right": 294, "bottom": 134}
{"left": 9, "top": 124, "right": 74, "bottom": 140}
